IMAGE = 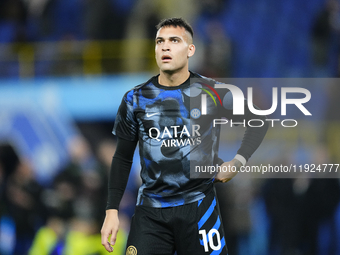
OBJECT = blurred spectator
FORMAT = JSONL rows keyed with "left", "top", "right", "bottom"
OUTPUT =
{"left": 263, "top": 177, "right": 306, "bottom": 255}
{"left": 4, "top": 159, "right": 47, "bottom": 255}
{"left": 0, "top": 144, "right": 19, "bottom": 223}
{"left": 312, "top": 0, "right": 340, "bottom": 75}
{"left": 338, "top": 52, "right": 340, "bottom": 76}
{"left": 194, "top": 0, "right": 233, "bottom": 77}
{"left": 299, "top": 178, "right": 340, "bottom": 255}
{"left": 0, "top": 0, "right": 28, "bottom": 42}
{"left": 45, "top": 171, "right": 79, "bottom": 220}
{"left": 324, "top": 83, "right": 340, "bottom": 164}
{"left": 0, "top": 162, "right": 4, "bottom": 201}
{"left": 196, "top": 21, "right": 232, "bottom": 77}
{"left": 29, "top": 0, "right": 83, "bottom": 41}
{"left": 83, "top": 0, "right": 133, "bottom": 40}
{"left": 23, "top": 0, "right": 50, "bottom": 18}
{"left": 42, "top": 135, "right": 96, "bottom": 221}
{"left": 263, "top": 148, "right": 340, "bottom": 255}
{"left": 28, "top": 216, "right": 65, "bottom": 255}
{"left": 29, "top": 216, "right": 128, "bottom": 255}
{"left": 216, "top": 179, "right": 254, "bottom": 255}
{"left": 66, "top": 135, "right": 97, "bottom": 174}
{"left": 28, "top": 137, "right": 130, "bottom": 255}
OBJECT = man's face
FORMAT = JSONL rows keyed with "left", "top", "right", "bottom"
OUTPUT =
{"left": 155, "top": 26, "right": 195, "bottom": 73}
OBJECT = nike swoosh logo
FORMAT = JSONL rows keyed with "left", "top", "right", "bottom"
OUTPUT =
{"left": 146, "top": 112, "right": 159, "bottom": 117}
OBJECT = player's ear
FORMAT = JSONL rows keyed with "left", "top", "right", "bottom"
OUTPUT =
{"left": 188, "top": 44, "right": 195, "bottom": 58}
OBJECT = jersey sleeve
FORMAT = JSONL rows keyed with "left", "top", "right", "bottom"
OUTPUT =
{"left": 217, "top": 86, "right": 268, "bottom": 162}
{"left": 113, "top": 90, "right": 139, "bottom": 141}
{"left": 236, "top": 101, "right": 268, "bottom": 161}
{"left": 106, "top": 137, "right": 137, "bottom": 210}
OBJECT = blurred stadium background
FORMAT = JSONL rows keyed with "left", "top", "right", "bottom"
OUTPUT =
{"left": 0, "top": 0, "right": 339, "bottom": 254}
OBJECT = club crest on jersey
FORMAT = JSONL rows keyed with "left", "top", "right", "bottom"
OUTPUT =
{"left": 190, "top": 108, "right": 201, "bottom": 119}
{"left": 126, "top": 245, "right": 137, "bottom": 255}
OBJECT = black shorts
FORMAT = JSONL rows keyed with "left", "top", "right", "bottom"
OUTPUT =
{"left": 125, "top": 188, "right": 228, "bottom": 255}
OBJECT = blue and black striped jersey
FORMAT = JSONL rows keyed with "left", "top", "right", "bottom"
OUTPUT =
{"left": 113, "top": 71, "right": 262, "bottom": 207}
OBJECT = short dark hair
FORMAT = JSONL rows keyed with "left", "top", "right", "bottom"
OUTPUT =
{"left": 156, "top": 17, "right": 194, "bottom": 39}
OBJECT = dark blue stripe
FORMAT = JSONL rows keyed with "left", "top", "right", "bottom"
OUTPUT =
{"left": 211, "top": 217, "right": 221, "bottom": 237}
{"left": 198, "top": 198, "right": 216, "bottom": 229}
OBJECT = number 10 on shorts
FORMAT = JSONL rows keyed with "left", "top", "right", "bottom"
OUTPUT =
{"left": 199, "top": 229, "right": 222, "bottom": 252}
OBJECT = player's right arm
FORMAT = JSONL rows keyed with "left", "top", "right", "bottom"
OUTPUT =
{"left": 101, "top": 137, "right": 137, "bottom": 252}
{"left": 101, "top": 89, "right": 138, "bottom": 252}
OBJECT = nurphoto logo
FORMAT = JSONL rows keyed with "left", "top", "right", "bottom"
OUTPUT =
{"left": 198, "top": 83, "right": 312, "bottom": 128}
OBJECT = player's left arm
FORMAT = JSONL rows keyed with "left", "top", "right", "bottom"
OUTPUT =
{"left": 215, "top": 99, "right": 268, "bottom": 182}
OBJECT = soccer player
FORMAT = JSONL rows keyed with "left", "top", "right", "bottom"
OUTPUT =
{"left": 101, "top": 17, "right": 268, "bottom": 255}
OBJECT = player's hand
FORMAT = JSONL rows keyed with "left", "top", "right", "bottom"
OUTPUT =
{"left": 101, "top": 209, "right": 119, "bottom": 253}
{"left": 214, "top": 158, "right": 242, "bottom": 183}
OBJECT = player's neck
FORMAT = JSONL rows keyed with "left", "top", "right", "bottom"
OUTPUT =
{"left": 158, "top": 69, "right": 190, "bottom": 87}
